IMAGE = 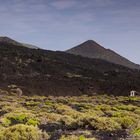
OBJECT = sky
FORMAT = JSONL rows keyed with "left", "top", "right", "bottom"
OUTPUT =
{"left": 0, "top": 0, "right": 140, "bottom": 64}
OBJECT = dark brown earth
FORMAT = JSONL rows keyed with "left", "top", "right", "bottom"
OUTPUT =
{"left": 0, "top": 37, "right": 140, "bottom": 96}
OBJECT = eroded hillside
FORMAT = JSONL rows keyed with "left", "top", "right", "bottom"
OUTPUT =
{"left": 0, "top": 42, "right": 140, "bottom": 96}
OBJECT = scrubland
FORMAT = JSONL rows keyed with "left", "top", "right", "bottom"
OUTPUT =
{"left": 0, "top": 90, "right": 140, "bottom": 140}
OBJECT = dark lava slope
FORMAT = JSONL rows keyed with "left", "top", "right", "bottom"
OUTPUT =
{"left": 0, "top": 38, "right": 140, "bottom": 96}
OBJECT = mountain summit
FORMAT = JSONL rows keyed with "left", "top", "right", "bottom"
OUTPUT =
{"left": 0, "top": 36, "right": 22, "bottom": 46}
{"left": 66, "top": 40, "right": 140, "bottom": 69}
{"left": 0, "top": 36, "right": 39, "bottom": 49}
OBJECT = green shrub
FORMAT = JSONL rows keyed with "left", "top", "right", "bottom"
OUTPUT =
{"left": 79, "top": 135, "right": 86, "bottom": 140}
{"left": 128, "top": 97, "right": 140, "bottom": 101}
{"left": 134, "top": 109, "right": 140, "bottom": 115}
{"left": 45, "top": 101, "right": 54, "bottom": 106}
{"left": 95, "top": 105, "right": 111, "bottom": 111}
{"left": 116, "top": 105, "right": 137, "bottom": 112}
{"left": 27, "top": 119, "right": 39, "bottom": 126}
{"left": 115, "top": 117, "right": 134, "bottom": 129}
{"left": 60, "top": 135, "right": 96, "bottom": 140}
{"left": 2, "top": 113, "right": 38, "bottom": 126}
{"left": 132, "top": 122, "right": 140, "bottom": 137}
{"left": 0, "top": 124, "right": 49, "bottom": 140}
{"left": 90, "top": 117, "right": 121, "bottom": 131}
{"left": 3, "top": 114, "right": 27, "bottom": 125}
{"left": 73, "top": 103, "right": 93, "bottom": 112}
{"left": 1, "top": 118, "right": 11, "bottom": 127}
{"left": 60, "top": 135, "right": 79, "bottom": 140}
{"left": 25, "top": 101, "right": 40, "bottom": 107}
{"left": 59, "top": 115, "right": 80, "bottom": 129}
{"left": 133, "top": 128, "right": 140, "bottom": 137}
{"left": 112, "top": 112, "right": 123, "bottom": 117}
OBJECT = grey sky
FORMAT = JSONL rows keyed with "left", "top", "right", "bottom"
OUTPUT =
{"left": 0, "top": 0, "right": 140, "bottom": 64}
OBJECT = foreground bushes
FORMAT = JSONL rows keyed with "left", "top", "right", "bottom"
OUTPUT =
{"left": 60, "top": 135, "right": 96, "bottom": 140}
{"left": 0, "top": 124, "right": 49, "bottom": 140}
{"left": 133, "top": 122, "right": 140, "bottom": 137}
{"left": 2, "top": 113, "right": 39, "bottom": 127}
{"left": 0, "top": 94, "right": 140, "bottom": 139}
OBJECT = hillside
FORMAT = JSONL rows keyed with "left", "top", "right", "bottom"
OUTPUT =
{"left": 66, "top": 40, "right": 140, "bottom": 69}
{"left": 0, "top": 37, "right": 140, "bottom": 96}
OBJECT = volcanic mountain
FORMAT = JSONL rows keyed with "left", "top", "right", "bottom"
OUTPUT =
{"left": 0, "top": 37, "right": 140, "bottom": 96}
{"left": 0, "top": 36, "right": 39, "bottom": 49}
{"left": 66, "top": 40, "right": 140, "bottom": 69}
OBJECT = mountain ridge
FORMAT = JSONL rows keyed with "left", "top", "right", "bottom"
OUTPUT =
{"left": 0, "top": 36, "right": 39, "bottom": 49}
{"left": 0, "top": 37, "right": 140, "bottom": 96}
{"left": 1, "top": 36, "right": 139, "bottom": 70}
{"left": 0, "top": 36, "right": 22, "bottom": 46}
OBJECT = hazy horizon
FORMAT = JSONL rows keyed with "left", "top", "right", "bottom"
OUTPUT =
{"left": 0, "top": 0, "right": 140, "bottom": 64}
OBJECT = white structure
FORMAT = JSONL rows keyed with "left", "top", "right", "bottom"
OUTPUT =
{"left": 130, "top": 90, "right": 136, "bottom": 97}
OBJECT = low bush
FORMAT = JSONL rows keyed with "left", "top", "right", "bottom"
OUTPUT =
{"left": 0, "top": 124, "right": 49, "bottom": 140}
{"left": 25, "top": 101, "right": 40, "bottom": 107}
{"left": 114, "top": 116, "right": 134, "bottom": 129}
{"left": 90, "top": 117, "right": 121, "bottom": 131}
{"left": 133, "top": 127, "right": 140, "bottom": 137}
{"left": 115, "top": 105, "right": 137, "bottom": 112}
{"left": 60, "top": 135, "right": 96, "bottom": 140}
{"left": 2, "top": 113, "right": 39, "bottom": 126}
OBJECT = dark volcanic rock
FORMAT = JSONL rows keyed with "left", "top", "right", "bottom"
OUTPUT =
{"left": 0, "top": 37, "right": 140, "bottom": 96}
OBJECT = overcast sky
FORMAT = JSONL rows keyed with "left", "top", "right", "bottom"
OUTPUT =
{"left": 0, "top": 0, "right": 140, "bottom": 64}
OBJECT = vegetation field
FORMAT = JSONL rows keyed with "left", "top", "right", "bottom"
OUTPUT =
{"left": 0, "top": 90, "right": 140, "bottom": 140}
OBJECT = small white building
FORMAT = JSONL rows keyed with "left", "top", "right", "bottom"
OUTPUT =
{"left": 130, "top": 90, "right": 136, "bottom": 97}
